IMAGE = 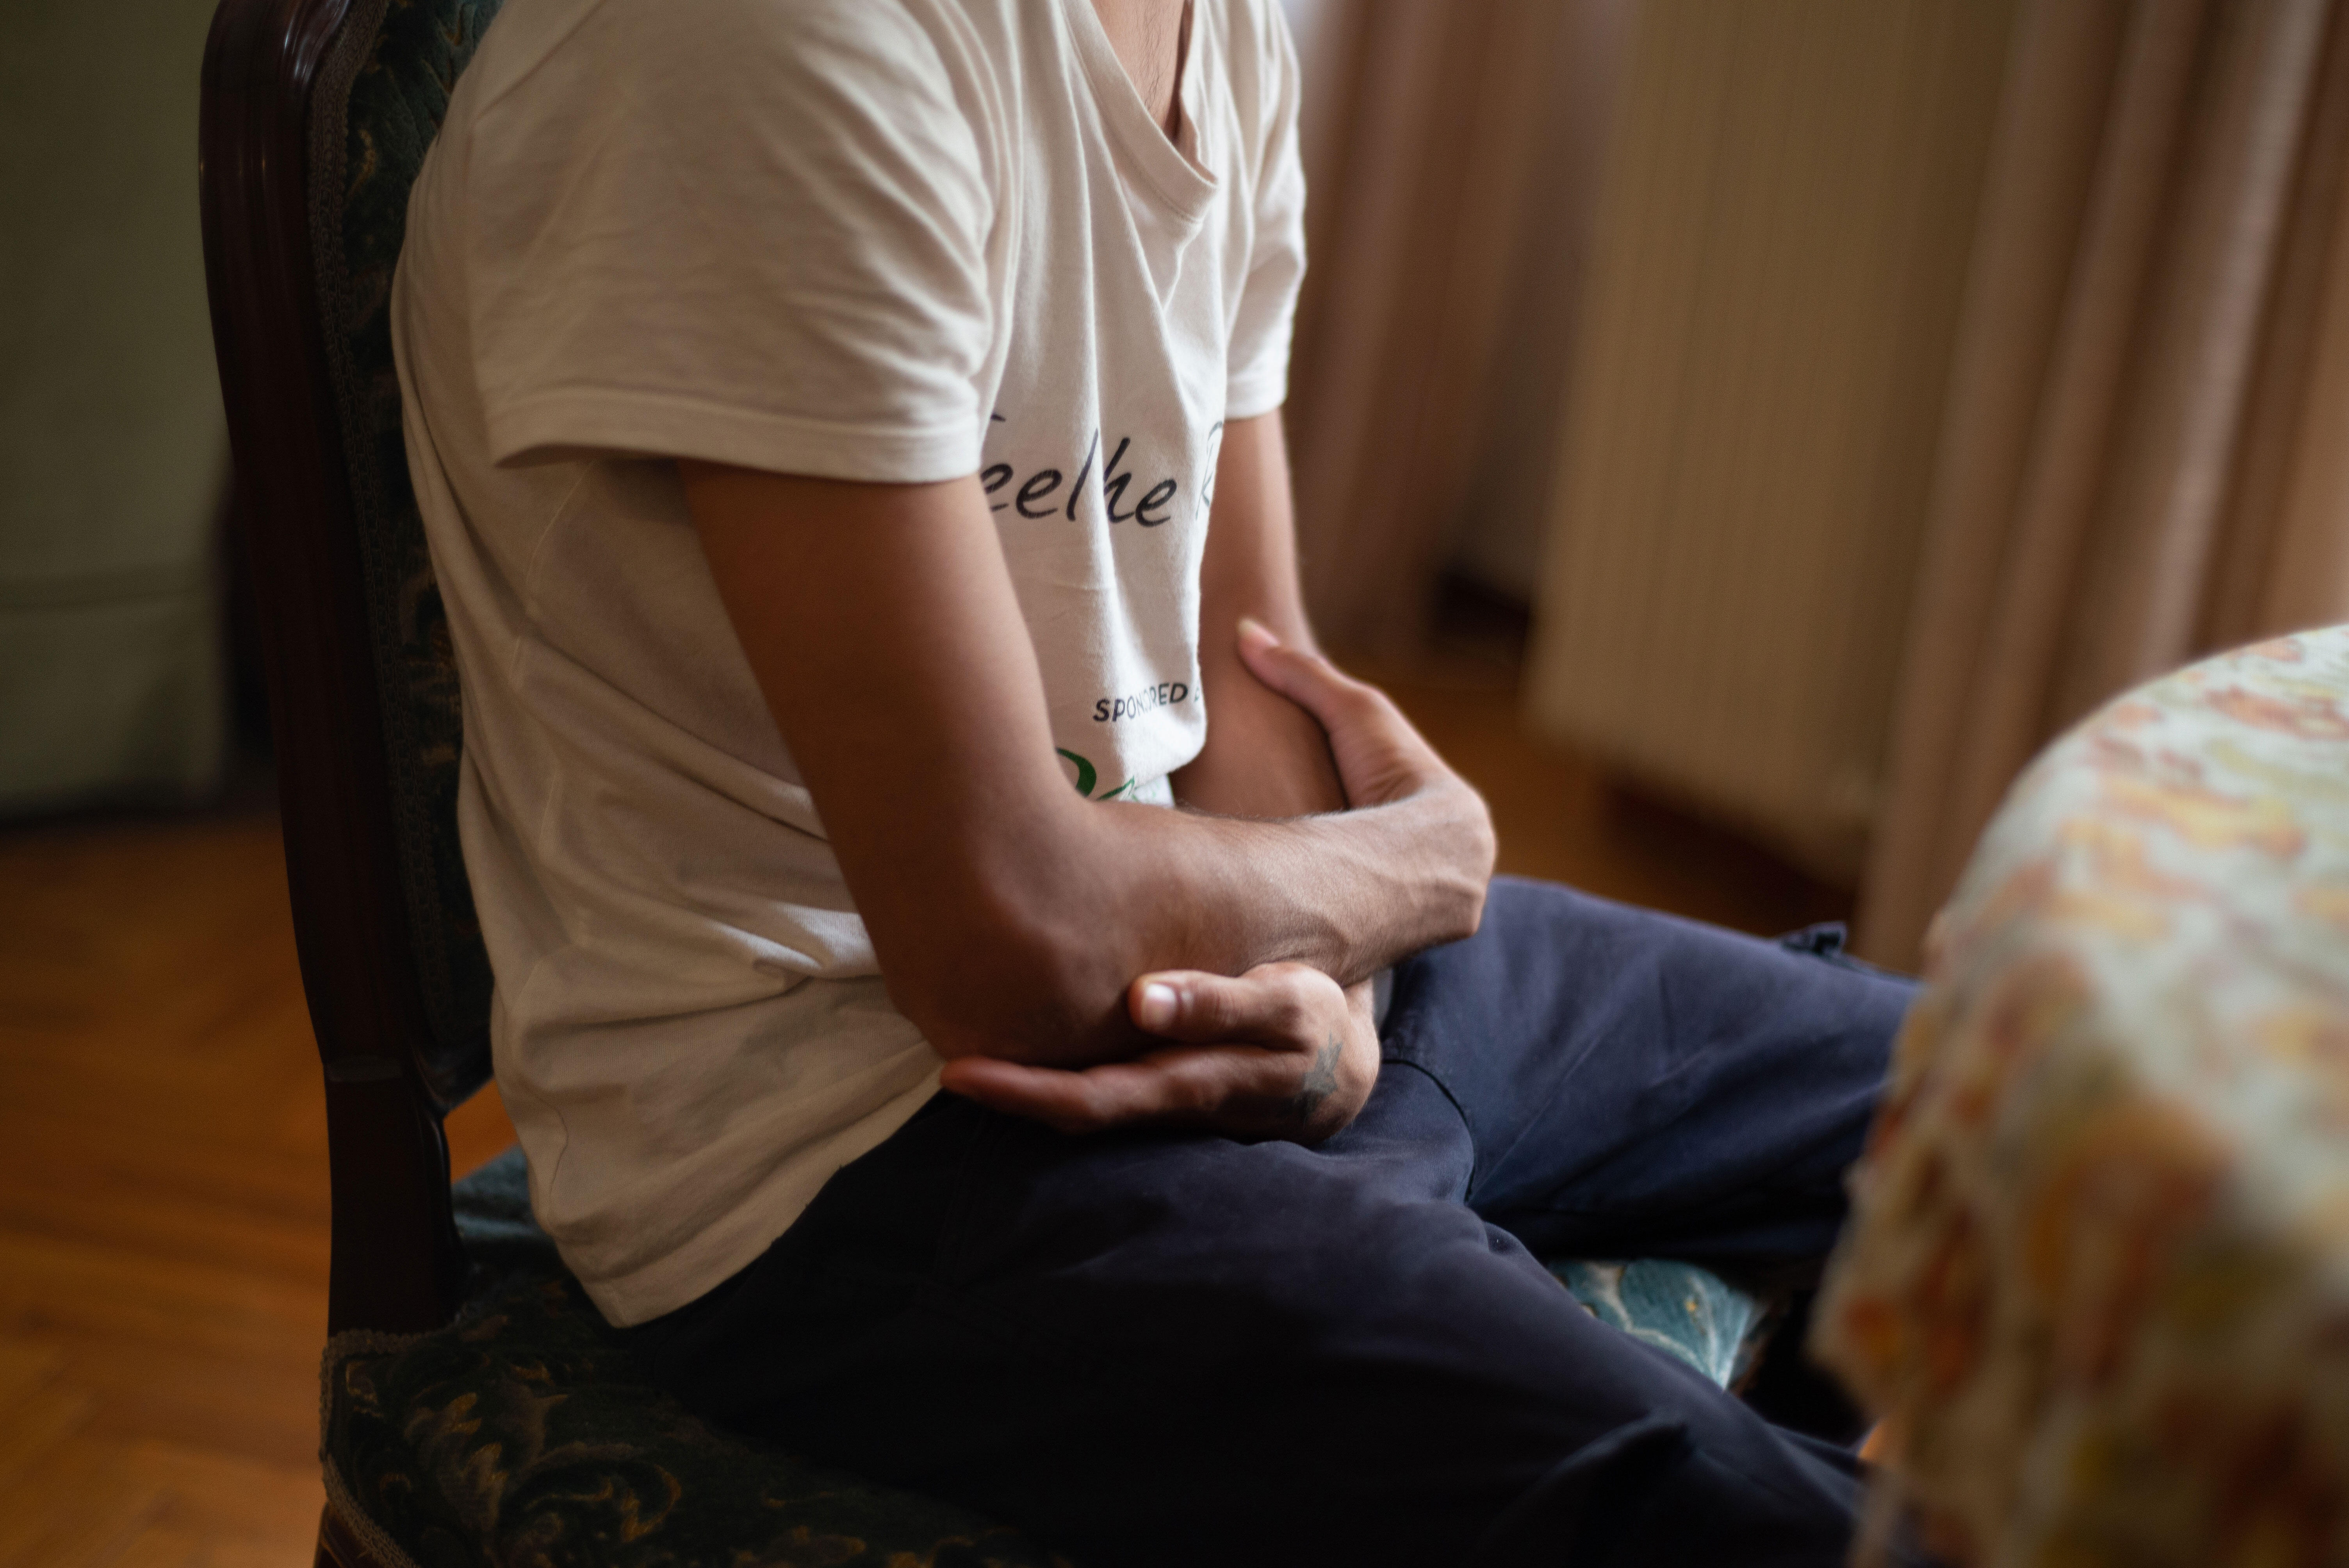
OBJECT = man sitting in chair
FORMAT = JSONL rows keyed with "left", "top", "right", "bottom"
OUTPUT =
{"left": 391, "top": 0, "right": 1920, "bottom": 1562}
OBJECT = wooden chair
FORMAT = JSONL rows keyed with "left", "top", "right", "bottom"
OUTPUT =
{"left": 195, "top": 2, "right": 1778, "bottom": 1562}
{"left": 198, "top": 0, "right": 490, "bottom": 1371}
{"left": 198, "top": 0, "right": 508, "bottom": 1559}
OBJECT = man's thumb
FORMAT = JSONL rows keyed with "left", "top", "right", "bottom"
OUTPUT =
{"left": 1236, "top": 618, "right": 1359, "bottom": 729}
{"left": 1130, "top": 970, "right": 1278, "bottom": 1041}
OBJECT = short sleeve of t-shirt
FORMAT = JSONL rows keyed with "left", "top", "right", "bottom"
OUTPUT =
{"left": 1223, "top": 1, "right": 1307, "bottom": 421}
{"left": 459, "top": 0, "right": 998, "bottom": 483}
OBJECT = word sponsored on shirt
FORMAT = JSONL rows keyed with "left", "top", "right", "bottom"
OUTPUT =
{"left": 1094, "top": 681, "right": 1192, "bottom": 723}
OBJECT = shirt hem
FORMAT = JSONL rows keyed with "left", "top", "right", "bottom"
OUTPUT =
{"left": 1225, "top": 375, "right": 1288, "bottom": 423}
{"left": 565, "top": 1068, "right": 942, "bottom": 1327}
{"left": 487, "top": 388, "right": 982, "bottom": 484}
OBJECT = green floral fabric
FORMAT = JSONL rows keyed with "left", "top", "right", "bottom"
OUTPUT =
{"left": 324, "top": 1151, "right": 1076, "bottom": 1568}
{"left": 1548, "top": 1259, "right": 1770, "bottom": 1388}
{"left": 319, "top": 0, "right": 504, "bottom": 1102}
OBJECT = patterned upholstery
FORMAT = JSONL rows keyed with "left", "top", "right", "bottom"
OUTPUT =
{"left": 1550, "top": 1259, "right": 1768, "bottom": 1390}
{"left": 305, "top": 3, "right": 1775, "bottom": 1562}
{"left": 1815, "top": 628, "right": 2349, "bottom": 1566}
{"left": 312, "top": 0, "right": 503, "bottom": 1106}
{"left": 323, "top": 1150, "right": 1072, "bottom": 1568}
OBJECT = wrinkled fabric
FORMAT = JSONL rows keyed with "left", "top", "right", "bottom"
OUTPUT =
{"left": 632, "top": 878, "right": 1919, "bottom": 1568}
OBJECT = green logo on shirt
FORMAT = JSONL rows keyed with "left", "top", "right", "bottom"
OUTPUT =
{"left": 1055, "top": 747, "right": 1138, "bottom": 802}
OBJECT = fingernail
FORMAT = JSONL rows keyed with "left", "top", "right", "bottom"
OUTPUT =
{"left": 1237, "top": 616, "right": 1280, "bottom": 650}
{"left": 1136, "top": 980, "right": 1180, "bottom": 1031}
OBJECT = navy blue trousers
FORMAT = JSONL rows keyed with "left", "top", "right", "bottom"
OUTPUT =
{"left": 628, "top": 878, "right": 1918, "bottom": 1567}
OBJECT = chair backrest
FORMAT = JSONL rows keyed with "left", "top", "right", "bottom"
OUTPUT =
{"left": 198, "top": 0, "right": 502, "bottom": 1334}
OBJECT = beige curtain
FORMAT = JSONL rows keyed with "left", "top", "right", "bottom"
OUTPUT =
{"left": 1520, "top": 0, "right": 2022, "bottom": 884}
{"left": 1857, "top": 0, "right": 2349, "bottom": 970}
{"left": 1283, "top": 0, "right": 1629, "bottom": 654}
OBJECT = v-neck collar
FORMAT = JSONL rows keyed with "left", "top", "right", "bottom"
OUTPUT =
{"left": 1059, "top": 0, "right": 1218, "bottom": 222}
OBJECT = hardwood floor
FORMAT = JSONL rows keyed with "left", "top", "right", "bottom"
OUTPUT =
{"left": 0, "top": 809, "right": 512, "bottom": 1567}
{"left": 0, "top": 672, "right": 1846, "bottom": 1566}
{"left": 1371, "top": 660, "right": 1852, "bottom": 937}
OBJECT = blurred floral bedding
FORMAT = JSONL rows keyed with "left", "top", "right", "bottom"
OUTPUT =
{"left": 1816, "top": 627, "right": 2349, "bottom": 1566}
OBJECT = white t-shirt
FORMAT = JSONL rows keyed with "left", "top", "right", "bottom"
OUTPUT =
{"left": 392, "top": 0, "right": 1308, "bottom": 1324}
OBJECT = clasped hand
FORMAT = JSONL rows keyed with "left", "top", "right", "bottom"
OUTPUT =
{"left": 939, "top": 962, "right": 1379, "bottom": 1143}
{"left": 939, "top": 623, "right": 1488, "bottom": 1144}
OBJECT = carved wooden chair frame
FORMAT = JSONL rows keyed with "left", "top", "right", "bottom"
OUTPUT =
{"left": 198, "top": 0, "right": 483, "bottom": 1559}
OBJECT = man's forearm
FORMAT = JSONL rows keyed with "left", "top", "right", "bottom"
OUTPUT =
{"left": 936, "top": 779, "right": 1479, "bottom": 1066}
{"left": 1116, "top": 778, "right": 1477, "bottom": 978}
{"left": 678, "top": 446, "right": 1488, "bottom": 1079}
{"left": 1011, "top": 406, "right": 1428, "bottom": 1062}
{"left": 924, "top": 628, "right": 1491, "bottom": 1071}
{"left": 913, "top": 413, "right": 1487, "bottom": 1067}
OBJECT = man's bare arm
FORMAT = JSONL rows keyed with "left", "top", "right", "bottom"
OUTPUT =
{"left": 1169, "top": 414, "right": 1343, "bottom": 820}
{"left": 682, "top": 455, "right": 1491, "bottom": 1079}
{"left": 941, "top": 414, "right": 1385, "bottom": 1140}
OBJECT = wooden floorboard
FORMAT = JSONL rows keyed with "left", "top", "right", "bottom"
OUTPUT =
{"left": 0, "top": 808, "right": 383, "bottom": 1566}
{"left": 0, "top": 671, "right": 1846, "bottom": 1564}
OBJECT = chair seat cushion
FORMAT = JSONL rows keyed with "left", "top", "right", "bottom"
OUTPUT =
{"left": 323, "top": 1147, "right": 1768, "bottom": 1567}
{"left": 1549, "top": 1258, "right": 1770, "bottom": 1388}
{"left": 323, "top": 1149, "right": 1069, "bottom": 1568}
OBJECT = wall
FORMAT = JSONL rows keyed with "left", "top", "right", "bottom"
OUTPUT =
{"left": 0, "top": 0, "right": 229, "bottom": 813}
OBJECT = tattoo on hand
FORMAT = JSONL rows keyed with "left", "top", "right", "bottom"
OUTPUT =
{"left": 1285, "top": 1032, "right": 1344, "bottom": 1122}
